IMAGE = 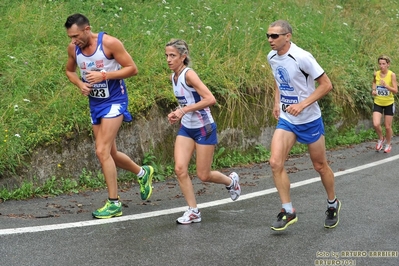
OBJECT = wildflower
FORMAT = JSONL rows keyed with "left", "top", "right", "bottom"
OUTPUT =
{"left": 205, "top": 26, "right": 212, "bottom": 30}
{"left": 14, "top": 134, "right": 20, "bottom": 138}
{"left": 146, "top": 31, "right": 151, "bottom": 35}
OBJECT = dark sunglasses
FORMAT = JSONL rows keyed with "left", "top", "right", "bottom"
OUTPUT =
{"left": 266, "top": 33, "right": 288, "bottom": 39}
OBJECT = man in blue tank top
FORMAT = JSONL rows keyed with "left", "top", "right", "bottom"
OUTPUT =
{"left": 64, "top": 13, "right": 154, "bottom": 219}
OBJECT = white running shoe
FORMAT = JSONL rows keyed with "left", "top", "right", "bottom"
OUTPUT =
{"left": 176, "top": 208, "right": 201, "bottom": 224}
{"left": 384, "top": 144, "right": 392, "bottom": 153}
{"left": 376, "top": 138, "right": 385, "bottom": 151}
{"left": 227, "top": 172, "right": 241, "bottom": 201}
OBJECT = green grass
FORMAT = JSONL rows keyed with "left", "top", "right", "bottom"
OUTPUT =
{"left": 1, "top": 0, "right": 399, "bottom": 200}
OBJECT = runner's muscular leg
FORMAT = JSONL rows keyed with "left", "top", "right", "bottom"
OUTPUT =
{"left": 174, "top": 135, "right": 197, "bottom": 208}
{"left": 92, "top": 116, "right": 123, "bottom": 199}
{"left": 384, "top": 115, "right": 393, "bottom": 144}
{"left": 373, "top": 111, "right": 383, "bottom": 139}
{"left": 195, "top": 144, "right": 231, "bottom": 186}
{"left": 110, "top": 139, "right": 141, "bottom": 175}
{"left": 308, "top": 135, "right": 335, "bottom": 200}
{"left": 269, "top": 129, "right": 297, "bottom": 204}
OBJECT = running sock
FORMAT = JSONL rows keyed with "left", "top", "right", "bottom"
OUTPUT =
{"left": 282, "top": 202, "right": 293, "bottom": 214}
{"left": 189, "top": 207, "right": 199, "bottom": 213}
{"left": 137, "top": 167, "right": 145, "bottom": 178}
{"left": 109, "top": 198, "right": 119, "bottom": 205}
{"left": 327, "top": 197, "right": 338, "bottom": 209}
{"left": 226, "top": 179, "right": 234, "bottom": 189}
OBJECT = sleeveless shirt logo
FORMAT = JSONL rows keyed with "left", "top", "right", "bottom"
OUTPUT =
{"left": 276, "top": 66, "right": 294, "bottom": 91}
{"left": 176, "top": 95, "right": 188, "bottom": 105}
{"left": 96, "top": 60, "right": 104, "bottom": 68}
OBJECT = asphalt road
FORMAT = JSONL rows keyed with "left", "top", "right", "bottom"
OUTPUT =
{"left": 0, "top": 138, "right": 399, "bottom": 266}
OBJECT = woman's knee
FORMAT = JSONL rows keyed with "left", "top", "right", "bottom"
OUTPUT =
{"left": 175, "top": 165, "right": 188, "bottom": 179}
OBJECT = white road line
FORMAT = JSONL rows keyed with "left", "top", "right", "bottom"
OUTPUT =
{"left": 1, "top": 154, "right": 398, "bottom": 236}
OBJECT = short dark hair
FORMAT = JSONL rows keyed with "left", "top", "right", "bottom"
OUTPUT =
{"left": 64, "top": 13, "right": 90, "bottom": 29}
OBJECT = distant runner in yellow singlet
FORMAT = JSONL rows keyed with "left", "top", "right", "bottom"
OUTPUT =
{"left": 372, "top": 55, "right": 398, "bottom": 153}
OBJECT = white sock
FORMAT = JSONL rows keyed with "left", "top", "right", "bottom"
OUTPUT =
{"left": 109, "top": 198, "right": 119, "bottom": 205}
{"left": 327, "top": 198, "right": 338, "bottom": 208}
{"left": 189, "top": 207, "right": 199, "bottom": 213}
{"left": 226, "top": 179, "right": 234, "bottom": 188}
{"left": 282, "top": 202, "right": 293, "bottom": 213}
{"left": 137, "top": 167, "right": 145, "bottom": 178}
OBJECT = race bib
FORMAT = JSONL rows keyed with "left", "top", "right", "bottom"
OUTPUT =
{"left": 280, "top": 95, "right": 299, "bottom": 112}
{"left": 82, "top": 70, "right": 110, "bottom": 98}
{"left": 376, "top": 86, "right": 389, "bottom": 96}
{"left": 90, "top": 81, "right": 110, "bottom": 98}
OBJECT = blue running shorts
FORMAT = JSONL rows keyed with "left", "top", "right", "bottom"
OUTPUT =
{"left": 90, "top": 102, "right": 133, "bottom": 125}
{"left": 276, "top": 117, "right": 325, "bottom": 144}
{"left": 177, "top": 123, "right": 218, "bottom": 145}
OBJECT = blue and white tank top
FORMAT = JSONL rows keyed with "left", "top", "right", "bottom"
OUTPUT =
{"left": 75, "top": 32, "right": 128, "bottom": 108}
{"left": 172, "top": 68, "right": 215, "bottom": 128}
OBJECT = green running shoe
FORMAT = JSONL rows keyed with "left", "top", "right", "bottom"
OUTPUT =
{"left": 92, "top": 199, "right": 122, "bottom": 219}
{"left": 138, "top": 165, "right": 154, "bottom": 200}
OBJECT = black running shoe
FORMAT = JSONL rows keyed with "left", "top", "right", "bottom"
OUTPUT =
{"left": 324, "top": 199, "right": 341, "bottom": 228}
{"left": 271, "top": 208, "right": 298, "bottom": 231}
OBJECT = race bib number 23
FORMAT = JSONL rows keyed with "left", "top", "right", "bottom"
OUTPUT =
{"left": 90, "top": 81, "right": 110, "bottom": 98}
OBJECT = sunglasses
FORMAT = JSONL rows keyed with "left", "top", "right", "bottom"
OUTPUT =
{"left": 266, "top": 33, "right": 288, "bottom": 39}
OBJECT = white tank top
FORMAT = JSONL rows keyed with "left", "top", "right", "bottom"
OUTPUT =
{"left": 172, "top": 68, "right": 214, "bottom": 128}
{"left": 75, "top": 32, "right": 128, "bottom": 108}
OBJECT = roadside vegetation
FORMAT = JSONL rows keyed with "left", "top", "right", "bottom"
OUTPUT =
{"left": 1, "top": 0, "right": 399, "bottom": 200}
